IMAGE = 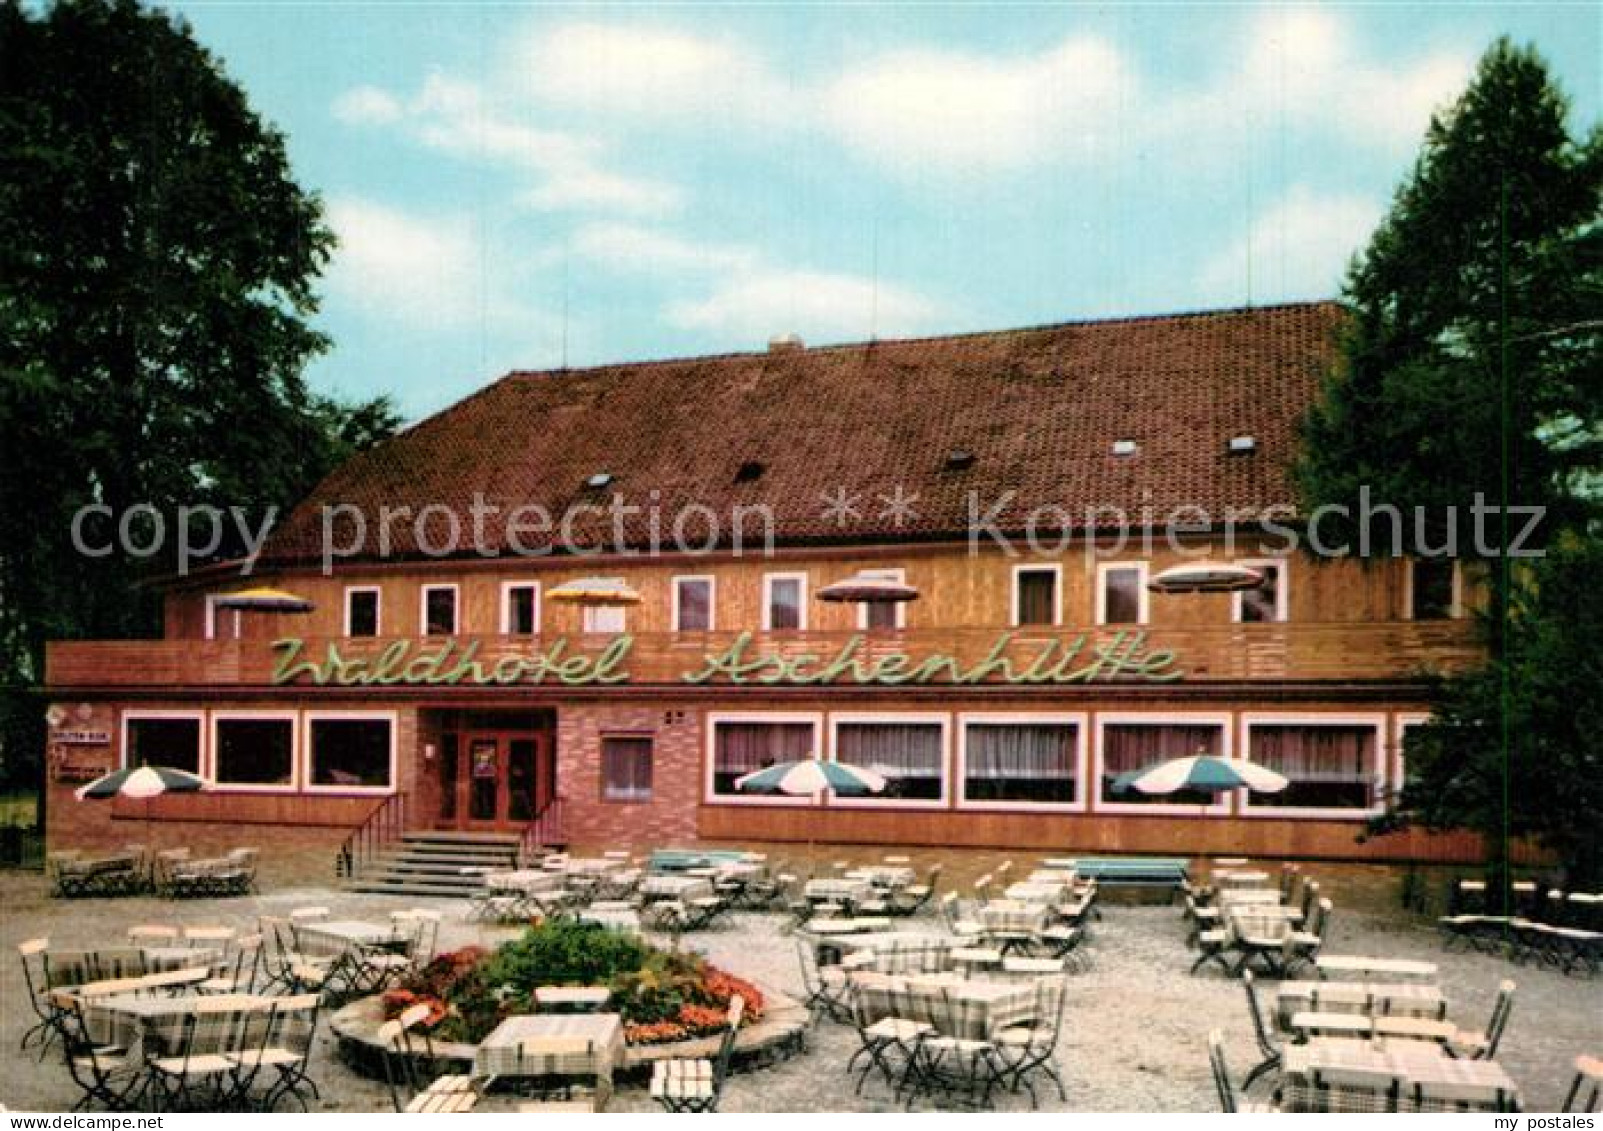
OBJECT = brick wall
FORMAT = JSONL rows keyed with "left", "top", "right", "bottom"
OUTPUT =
{"left": 556, "top": 704, "right": 700, "bottom": 847}
{"left": 44, "top": 698, "right": 421, "bottom": 877}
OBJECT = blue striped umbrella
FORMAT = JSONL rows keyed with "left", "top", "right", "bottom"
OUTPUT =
{"left": 735, "top": 758, "right": 887, "bottom": 797}
{"left": 75, "top": 765, "right": 206, "bottom": 801}
{"left": 1113, "top": 754, "right": 1287, "bottom": 796}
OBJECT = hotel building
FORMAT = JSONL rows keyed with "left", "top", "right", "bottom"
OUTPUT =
{"left": 43, "top": 302, "right": 1488, "bottom": 877}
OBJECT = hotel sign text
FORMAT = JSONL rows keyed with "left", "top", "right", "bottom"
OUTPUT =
{"left": 270, "top": 629, "right": 1182, "bottom": 689}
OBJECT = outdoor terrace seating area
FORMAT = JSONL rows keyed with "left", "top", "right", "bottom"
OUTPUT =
{"left": 47, "top": 846, "right": 258, "bottom": 900}
{"left": 3, "top": 848, "right": 1598, "bottom": 1113}
{"left": 1439, "top": 879, "right": 1603, "bottom": 976}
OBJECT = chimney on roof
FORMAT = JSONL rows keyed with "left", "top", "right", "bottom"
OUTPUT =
{"left": 768, "top": 333, "right": 804, "bottom": 354}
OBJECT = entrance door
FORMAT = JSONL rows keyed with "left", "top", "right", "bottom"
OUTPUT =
{"left": 452, "top": 730, "right": 552, "bottom": 829}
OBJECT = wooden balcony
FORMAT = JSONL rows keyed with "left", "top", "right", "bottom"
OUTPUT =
{"left": 46, "top": 621, "right": 1482, "bottom": 692}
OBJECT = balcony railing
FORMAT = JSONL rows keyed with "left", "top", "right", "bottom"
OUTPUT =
{"left": 46, "top": 621, "right": 1482, "bottom": 690}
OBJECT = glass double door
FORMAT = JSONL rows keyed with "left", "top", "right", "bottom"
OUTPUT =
{"left": 443, "top": 730, "right": 552, "bottom": 829}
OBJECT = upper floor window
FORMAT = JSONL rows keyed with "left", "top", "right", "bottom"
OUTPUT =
{"left": 345, "top": 587, "right": 380, "bottom": 638}
{"left": 1097, "top": 563, "right": 1148, "bottom": 625}
{"left": 763, "top": 573, "right": 807, "bottom": 631}
{"left": 583, "top": 605, "right": 626, "bottom": 635}
{"left": 1012, "top": 565, "right": 1060, "bottom": 627}
{"left": 421, "top": 585, "right": 458, "bottom": 636}
{"left": 204, "top": 596, "right": 241, "bottom": 641}
{"left": 501, "top": 582, "right": 540, "bottom": 635}
{"left": 859, "top": 568, "right": 906, "bottom": 631}
{"left": 1410, "top": 560, "right": 1458, "bottom": 620}
{"left": 673, "top": 576, "right": 714, "bottom": 632}
{"left": 1235, "top": 561, "right": 1287, "bottom": 623}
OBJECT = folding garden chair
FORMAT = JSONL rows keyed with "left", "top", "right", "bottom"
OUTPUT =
{"left": 1563, "top": 1055, "right": 1603, "bottom": 1113}
{"left": 1239, "top": 971, "right": 1283, "bottom": 1093}
{"left": 796, "top": 938, "right": 852, "bottom": 1023}
{"left": 199, "top": 934, "right": 262, "bottom": 995}
{"left": 844, "top": 975, "right": 932, "bottom": 1097}
{"left": 899, "top": 987, "right": 1007, "bottom": 1110}
{"left": 993, "top": 975, "right": 1067, "bottom": 1108}
{"left": 143, "top": 997, "right": 273, "bottom": 1111}
{"left": 17, "top": 938, "right": 56, "bottom": 1055}
{"left": 58, "top": 996, "right": 146, "bottom": 1111}
{"left": 1447, "top": 979, "right": 1515, "bottom": 1060}
{"left": 650, "top": 995, "right": 744, "bottom": 1112}
{"left": 889, "top": 864, "right": 943, "bottom": 917}
{"left": 1207, "top": 1030, "right": 1276, "bottom": 1113}
{"left": 231, "top": 993, "right": 322, "bottom": 1111}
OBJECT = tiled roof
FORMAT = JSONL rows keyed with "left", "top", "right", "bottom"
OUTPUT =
{"left": 260, "top": 301, "right": 1345, "bottom": 564}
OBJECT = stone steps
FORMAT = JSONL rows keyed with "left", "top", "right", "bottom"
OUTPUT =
{"left": 345, "top": 830, "right": 521, "bottom": 896}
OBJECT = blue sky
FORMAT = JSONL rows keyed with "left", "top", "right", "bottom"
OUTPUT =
{"left": 168, "top": 2, "right": 1599, "bottom": 420}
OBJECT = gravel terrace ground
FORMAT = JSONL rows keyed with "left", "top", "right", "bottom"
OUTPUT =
{"left": 1, "top": 854, "right": 1598, "bottom": 1113}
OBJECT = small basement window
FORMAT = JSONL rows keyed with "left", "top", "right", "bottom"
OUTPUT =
{"left": 1111, "top": 439, "right": 1138, "bottom": 457}
{"left": 735, "top": 460, "right": 766, "bottom": 483}
{"left": 943, "top": 449, "right": 976, "bottom": 471}
{"left": 1228, "top": 435, "right": 1257, "bottom": 454}
{"left": 584, "top": 472, "right": 615, "bottom": 489}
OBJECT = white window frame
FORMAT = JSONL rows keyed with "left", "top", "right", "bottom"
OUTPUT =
{"left": 855, "top": 568, "right": 908, "bottom": 630}
{"left": 343, "top": 585, "right": 382, "bottom": 638}
{"left": 303, "top": 710, "right": 398, "bottom": 796}
{"left": 956, "top": 711, "right": 1088, "bottom": 812}
{"left": 1095, "top": 561, "right": 1149, "bottom": 626}
{"left": 1233, "top": 558, "right": 1290, "bottom": 623}
{"left": 120, "top": 709, "right": 205, "bottom": 776}
{"left": 203, "top": 595, "right": 241, "bottom": 641}
{"left": 1392, "top": 712, "right": 1431, "bottom": 807}
{"left": 1010, "top": 563, "right": 1062, "bottom": 627}
{"left": 420, "top": 583, "right": 459, "bottom": 636}
{"left": 704, "top": 711, "right": 823, "bottom": 806}
{"left": 209, "top": 709, "right": 299, "bottom": 793}
{"left": 599, "top": 733, "right": 655, "bottom": 803}
{"left": 829, "top": 711, "right": 951, "bottom": 810}
{"left": 1240, "top": 712, "right": 1388, "bottom": 820}
{"left": 1404, "top": 560, "right": 1462, "bottom": 620}
{"left": 761, "top": 572, "right": 809, "bottom": 631}
{"left": 499, "top": 580, "right": 542, "bottom": 635}
{"left": 1092, "top": 712, "right": 1234, "bottom": 816}
{"left": 671, "top": 575, "right": 716, "bottom": 633}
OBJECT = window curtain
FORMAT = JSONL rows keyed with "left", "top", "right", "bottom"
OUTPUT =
{"left": 713, "top": 722, "right": 815, "bottom": 775}
{"left": 1101, "top": 724, "right": 1222, "bottom": 775}
{"left": 966, "top": 724, "right": 1076, "bottom": 780}
{"left": 836, "top": 723, "right": 943, "bottom": 776}
{"left": 1252, "top": 726, "right": 1373, "bottom": 782}
{"left": 1017, "top": 572, "right": 1056, "bottom": 625}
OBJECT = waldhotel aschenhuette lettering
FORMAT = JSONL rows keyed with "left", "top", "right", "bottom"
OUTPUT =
{"left": 268, "top": 629, "right": 1183, "bottom": 688}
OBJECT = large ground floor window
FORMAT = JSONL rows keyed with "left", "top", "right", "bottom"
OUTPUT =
{"left": 709, "top": 718, "right": 818, "bottom": 798}
{"left": 1098, "top": 720, "right": 1229, "bottom": 808}
{"left": 307, "top": 714, "right": 395, "bottom": 791}
{"left": 122, "top": 714, "right": 202, "bottom": 775}
{"left": 961, "top": 719, "right": 1081, "bottom": 806}
{"left": 834, "top": 718, "right": 946, "bottom": 802}
{"left": 1246, "top": 720, "right": 1383, "bottom": 812}
{"left": 212, "top": 715, "right": 295, "bottom": 789}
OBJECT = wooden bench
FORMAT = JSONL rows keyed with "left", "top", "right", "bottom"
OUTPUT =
{"left": 405, "top": 1076, "right": 479, "bottom": 1113}
{"left": 1316, "top": 956, "right": 1439, "bottom": 983}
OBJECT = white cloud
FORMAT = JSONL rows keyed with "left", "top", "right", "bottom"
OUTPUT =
{"left": 1199, "top": 185, "right": 1383, "bottom": 303}
{"left": 324, "top": 197, "right": 557, "bottom": 333}
{"left": 667, "top": 268, "right": 937, "bottom": 343}
{"left": 331, "top": 85, "right": 403, "bottom": 126}
{"left": 572, "top": 222, "right": 757, "bottom": 276}
{"left": 514, "top": 22, "right": 796, "bottom": 126}
{"left": 822, "top": 37, "right": 1127, "bottom": 171}
{"left": 1159, "top": 8, "right": 1470, "bottom": 157}
{"left": 331, "top": 72, "right": 680, "bottom": 216}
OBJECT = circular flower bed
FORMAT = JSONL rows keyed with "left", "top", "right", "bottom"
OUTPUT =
{"left": 381, "top": 920, "right": 764, "bottom": 1046}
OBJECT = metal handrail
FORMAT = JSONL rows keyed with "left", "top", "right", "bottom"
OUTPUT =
{"left": 519, "top": 795, "right": 565, "bottom": 866}
{"left": 335, "top": 791, "right": 408, "bottom": 881}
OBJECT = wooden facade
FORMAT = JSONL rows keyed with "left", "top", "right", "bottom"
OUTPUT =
{"left": 44, "top": 539, "right": 1488, "bottom": 862}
